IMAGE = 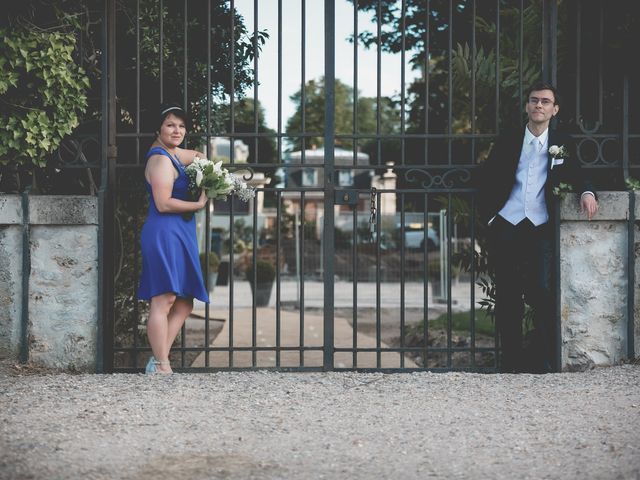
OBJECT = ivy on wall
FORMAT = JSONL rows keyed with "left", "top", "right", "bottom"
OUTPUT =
{"left": 0, "top": 27, "right": 89, "bottom": 168}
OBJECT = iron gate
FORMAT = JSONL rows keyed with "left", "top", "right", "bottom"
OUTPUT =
{"left": 94, "top": 0, "right": 636, "bottom": 373}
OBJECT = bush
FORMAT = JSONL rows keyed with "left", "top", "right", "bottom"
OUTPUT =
{"left": 199, "top": 250, "right": 220, "bottom": 274}
{"left": 427, "top": 257, "right": 461, "bottom": 280}
{"left": 0, "top": 27, "right": 89, "bottom": 169}
{"left": 245, "top": 259, "right": 276, "bottom": 284}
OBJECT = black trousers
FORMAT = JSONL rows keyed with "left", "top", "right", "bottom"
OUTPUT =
{"left": 490, "top": 216, "right": 555, "bottom": 373}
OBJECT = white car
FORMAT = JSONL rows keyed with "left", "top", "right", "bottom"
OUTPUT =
{"left": 401, "top": 223, "right": 440, "bottom": 251}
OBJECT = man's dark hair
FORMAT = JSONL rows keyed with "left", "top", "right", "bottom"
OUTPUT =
{"left": 526, "top": 83, "right": 560, "bottom": 106}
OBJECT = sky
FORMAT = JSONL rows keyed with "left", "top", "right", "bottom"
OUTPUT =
{"left": 233, "top": 0, "right": 419, "bottom": 131}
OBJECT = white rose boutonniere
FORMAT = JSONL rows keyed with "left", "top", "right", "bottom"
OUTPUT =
{"left": 548, "top": 144, "right": 568, "bottom": 170}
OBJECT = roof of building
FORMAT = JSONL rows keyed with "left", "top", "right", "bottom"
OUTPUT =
{"left": 286, "top": 147, "right": 370, "bottom": 166}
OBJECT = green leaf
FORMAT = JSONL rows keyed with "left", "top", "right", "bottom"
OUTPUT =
{"left": 0, "top": 25, "right": 89, "bottom": 169}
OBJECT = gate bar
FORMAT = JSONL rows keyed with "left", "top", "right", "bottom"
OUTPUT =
{"left": 323, "top": 0, "right": 336, "bottom": 370}
{"left": 99, "top": 0, "right": 117, "bottom": 373}
{"left": 20, "top": 187, "right": 31, "bottom": 363}
{"left": 624, "top": 75, "right": 635, "bottom": 360}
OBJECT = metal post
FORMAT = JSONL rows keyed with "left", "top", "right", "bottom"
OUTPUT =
{"left": 623, "top": 75, "right": 630, "bottom": 182}
{"left": 542, "top": 0, "right": 561, "bottom": 372}
{"left": 625, "top": 75, "right": 635, "bottom": 360}
{"left": 629, "top": 192, "right": 636, "bottom": 360}
{"left": 19, "top": 187, "right": 31, "bottom": 363}
{"left": 541, "top": 0, "right": 558, "bottom": 85}
{"left": 98, "top": 0, "right": 117, "bottom": 373}
{"left": 323, "top": 0, "right": 335, "bottom": 371}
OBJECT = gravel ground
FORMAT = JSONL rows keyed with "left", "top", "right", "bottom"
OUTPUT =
{"left": 1, "top": 364, "right": 639, "bottom": 480}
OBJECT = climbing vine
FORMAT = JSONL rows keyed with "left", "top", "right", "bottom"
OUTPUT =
{"left": 0, "top": 27, "right": 89, "bottom": 168}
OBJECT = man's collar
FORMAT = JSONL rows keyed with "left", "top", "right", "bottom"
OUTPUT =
{"left": 524, "top": 124, "right": 549, "bottom": 146}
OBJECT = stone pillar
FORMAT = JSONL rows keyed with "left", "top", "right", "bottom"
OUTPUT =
{"left": 0, "top": 195, "right": 98, "bottom": 371}
{"left": 560, "top": 192, "right": 631, "bottom": 370}
{"left": 0, "top": 195, "right": 23, "bottom": 359}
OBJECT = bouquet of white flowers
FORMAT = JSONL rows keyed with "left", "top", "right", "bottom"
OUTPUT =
{"left": 185, "top": 157, "right": 255, "bottom": 202}
{"left": 182, "top": 157, "right": 255, "bottom": 220}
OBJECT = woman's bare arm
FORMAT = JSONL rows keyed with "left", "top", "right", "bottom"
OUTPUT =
{"left": 176, "top": 147, "right": 206, "bottom": 166}
{"left": 147, "top": 155, "right": 207, "bottom": 213}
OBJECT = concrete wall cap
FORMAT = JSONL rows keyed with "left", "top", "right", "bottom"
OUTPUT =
{"left": 0, "top": 195, "right": 22, "bottom": 225}
{"left": 560, "top": 191, "right": 629, "bottom": 221}
{"left": 28, "top": 195, "right": 98, "bottom": 225}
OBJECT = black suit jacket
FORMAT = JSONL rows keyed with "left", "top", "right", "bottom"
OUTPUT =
{"left": 476, "top": 127, "right": 596, "bottom": 226}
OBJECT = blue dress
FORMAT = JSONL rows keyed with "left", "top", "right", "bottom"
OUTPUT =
{"left": 138, "top": 147, "right": 209, "bottom": 303}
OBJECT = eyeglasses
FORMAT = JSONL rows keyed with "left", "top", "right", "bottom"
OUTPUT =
{"left": 528, "top": 97, "right": 555, "bottom": 106}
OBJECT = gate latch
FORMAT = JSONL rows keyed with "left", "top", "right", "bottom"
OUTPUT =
{"left": 334, "top": 189, "right": 358, "bottom": 207}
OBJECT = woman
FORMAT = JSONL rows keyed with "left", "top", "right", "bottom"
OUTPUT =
{"left": 138, "top": 103, "right": 209, "bottom": 374}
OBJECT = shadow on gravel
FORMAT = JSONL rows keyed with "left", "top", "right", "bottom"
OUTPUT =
{"left": 127, "top": 453, "right": 284, "bottom": 480}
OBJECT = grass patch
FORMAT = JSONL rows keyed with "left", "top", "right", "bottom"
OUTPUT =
{"left": 430, "top": 309, "right": 495, "bottom": 335}
{"left": 427, "top": 309, "right": 495, "bottom": 336}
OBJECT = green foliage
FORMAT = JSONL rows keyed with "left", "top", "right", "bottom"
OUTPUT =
{"left": 245, "top": 259, "right": 276, "bottom": 284}
{"left": 113, "top": 182, "right": 149, "bottom": 348}
{"left": 552, "top": 182, "right": 574, "bottom": 199}
{"left": 430, "top": 309, "right": 495, "bottom": 336}
{"left": 431, "top": 194, "right": 542, "bottom": 328}
{"left": 433, "top": 194, "right": 494, "bottom": 319}
{"left": 351, "top": 1, "right": 544, "bottom": 138}
{"left": 286, "top": 77, "right": 401, "bottom": 152}
{"left": 449, "top": 4, "right": 542, "bottom": 132}
{"left": 625, "top": 177, "right": 640, "bottom": 191}
{"left": 119, "top": 1, "right": 267, "bottom": 135}
{"left": 199, "top": 251, "right": 221, "bottom": 274}
{"left": 427, "top": 256, "right": 461, "bottom": 281}
{"left": 0, "top": 27, "right": 88, "bottom": 168}
{"left": 217, "top": 98, "right": 278, "bottom": 182}
{"left": 403, "top": 309, "right": 496, "bottom": 345}
{"left": 412, "top": 305, "right": 535, "bottom": 341}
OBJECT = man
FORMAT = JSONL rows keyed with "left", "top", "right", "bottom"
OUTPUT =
{"left": 477, "top": 83, "right": 598, "bottom": 373}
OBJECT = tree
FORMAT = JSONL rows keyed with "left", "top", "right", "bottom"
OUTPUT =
{"left": 351, "top": 1, "right": 545, "bottom": 134}
{"left": 285, "top": 76, "right": 400, "bottom": 160}
{"left": 0, "top": 0, "right": 269, "bottom": 193}
{"left": 214, "top": 98, "right": 279, "bottom": 192}
{"left": 116, "top": 0, "right": 269, "bottom": 138}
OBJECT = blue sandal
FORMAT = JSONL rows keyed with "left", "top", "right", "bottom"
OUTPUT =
{"left": 145, "top": 356, "right": 171, "bottom": 374}
{"left": 145, "top": 356, "right": 157, "bottom": 374}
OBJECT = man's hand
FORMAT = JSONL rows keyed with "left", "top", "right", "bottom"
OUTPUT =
{"left": 581, "top": 194, "right": 598, "bottom": 220}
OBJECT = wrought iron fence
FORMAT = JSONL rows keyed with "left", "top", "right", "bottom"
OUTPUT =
{"left": 89, "top": 0, "right": 638, "bottom": 372}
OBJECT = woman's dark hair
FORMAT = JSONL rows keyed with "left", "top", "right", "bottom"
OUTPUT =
{"left": 157, "top": 102, "right": 188, "bottom": 133}
{"left": 526, "top": 82, "right": 560, "bottom": 106}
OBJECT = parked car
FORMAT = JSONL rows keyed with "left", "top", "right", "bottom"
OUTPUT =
{"left": 400, "top": 222, "right": 440, "bottom": 251}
